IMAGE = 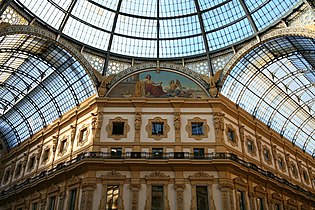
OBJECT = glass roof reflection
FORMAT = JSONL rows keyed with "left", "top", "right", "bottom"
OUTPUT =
{"left": 15, "top": 0, "right": 301, "bottom": 58}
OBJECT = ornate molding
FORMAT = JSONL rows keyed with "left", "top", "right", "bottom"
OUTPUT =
{"left": 262, "top": 145, "right": 272, "bottom": 165}
{"left": 47, "top": 184, "right": 60, "bottom": 194}
{"left": 277, "top": 154, "right": 286, "bottom": 173}
{"left": 225, "top": 124, "right": 238, "bottom": 147}
{"left": 77, "top": 124, "right": 89, "bottom": 146}
{"left": 185, "top": 117, "right": 209, "bottom": 140}
{"left": 68, "top": 175, "right": 82, "bottom": 186}
{"left": 145, "top": 117, "right": 170, "bottom": 140}
{"left": 145, "top": 171, "right": 170, "bottom": 180}
{"left": 102, "top": 170, "right": 126, "bottom": 180}
{"left": 245, "top": 135, "right": 257, "bottom": 157}
{"left": 189, "top": 171, "right": 214, "bottom": 181}
{"left": 213, "top": 112, "right": 225, "bottom": 142}
{"left": 58, "top": 135, "right": 69, "bottom": 156}
{"left": 106, "top": 117, "right": 130, "bottom": 140}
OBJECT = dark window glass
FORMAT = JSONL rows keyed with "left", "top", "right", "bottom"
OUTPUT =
{"left": 247, "top": 140, "right": 253, "bottom": 153}
{"left": 227, "top": 129, "right": 235, "bottom": 142}
{"left": 194, "top": 148, "right": 205, "bottom": 158}
{"left": 32, "top": 202, "right": 38, "bottom": 210}
{"left": 43, "top": 149, "right": 50, "bottom": 162}
{"left": 3, "top": 170, "right": 10, "bottom": 182}
{"left": 29, "top": 156, "right": 36, "bottom": 170}
{"left": 106, "top": 185, "right": 119, "bottom": 210}
{"left": 303, "top": 171, "right": 308, "bottom": 181}
{"left": 278, "top": 158, "right": 284, "bottom": 168}
{"left": 152, "top": 148, "right": 163, "bottom": 158}
{"left": 152, "top": 123, "right": 163, "bottom": 135}
{"left": 111, "top": 148, "right": 122, "bottom": 157}
{"left": 60, "top": 140, "right": 67, "bottom": 153}
{"left": 112, "top": 122, "right": 125, "bottom": 135}
{"left": 79, "top": 128, "right": 88, "bottom": 141}
{"left": 237, "top": 190, "right": 246, "bottom": 210}
{"left": 48, "top": 196, "right": 56, "bottom": 210}
{"left": 263, "top": 149, "right": 270, "bottom": 161}
{"left": 257, "top": 197, "right": 264, "bottom": 210}
{"left": 15, "top": 163, "right": 22, "bottom": 177}
{"left": 196, "top": 186, "right": 209, "bottom": 210}
{"left": 68, "top": 189, "right": 77, "bottom": 210}
{"left": 192, "top": 123, "right": 204, "bottom": 135}
{"left": 152, "top": 186, "right": 163, "bottom": 210}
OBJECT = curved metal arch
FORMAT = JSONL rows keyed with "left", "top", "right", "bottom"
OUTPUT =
{"left": 48, "top": 58, "right": 80, "bottom": 106}
{"left": 0, "top": 115, "right": 20, "bottom": 148}
{"left": 0, "top": 25, "right": 98, "bottom": 90}
{"left": 303, "top": 129, "right": 315, "bottom": 151}
{"left": 221, "top": 27, "right": 315, "bottom": 85}
{"left": 0, "top": 65, "right": 63, "bottom": 117}
{"left": 279, "top": 85, "right": 315, "bottom": 133}
{"left": 0, "top": 83, "right": 47, "bottom": 126}
{"left": 266, "top": 86, "right": 315, "bottom": 132}
{"left": 233, "top": 52, "right": 313, "bottom": 105}
{"left": 0, "top": 97, "right": 33, "bottom": 138}
{"left": 253, "top": 69, "right": 313, "bottom": 124}
{"left": 3, "top": 45, "right": 82, "bottom": 108}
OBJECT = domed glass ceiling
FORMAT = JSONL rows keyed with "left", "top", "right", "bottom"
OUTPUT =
{"left": 15, "top": 0, "right": 301, "bottom": 58}
{"left": 222, "top": 36, "right": 315, "bottom": 156}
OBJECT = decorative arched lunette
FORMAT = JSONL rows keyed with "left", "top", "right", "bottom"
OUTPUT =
{"left": 220, "top": 27, "right": 315, "bottom": 86}
{"left": 107, "top": 62, "right": 209, "bottom": 96}
{"left": 0, "top": 24, "right": 98, "bottom": 89}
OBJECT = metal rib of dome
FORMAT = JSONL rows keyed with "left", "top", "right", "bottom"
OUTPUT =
{"left": 0, "top": 33, "right": 96, "bottom": 149}
{"left": 15, "top": 0, "right": 301, "bottom": 58}
{"left": 221, "top": 36, "right": 315, "bottom": 156}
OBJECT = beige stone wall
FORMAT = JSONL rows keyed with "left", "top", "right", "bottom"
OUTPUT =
{"left": 0, "top": 97, "right": 314, "bottom": 209}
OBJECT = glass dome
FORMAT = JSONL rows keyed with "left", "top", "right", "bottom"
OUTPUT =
{"left": 16, "top": 0, "right": 301, "bottom": 58}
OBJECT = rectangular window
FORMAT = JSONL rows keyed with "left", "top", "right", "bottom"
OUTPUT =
{"left": 227, "top": 129, "right": 235, "bottom": 142}
{"left": 29, "top": 156, "right": 36, "bottom": 170}
{"left": 112, "top": 122, "right": 125, "bottom": 135}
{"left": 106, "top": 185, "right": 119, "bottom": 210}
{"left": 68, "top": 189, "right": 77, "bottom": 210}
{"left": 48, "top": 196, "right": 56, "bottom": 210}
{"left": 152, "top": 148, "right": 163, "bottom": 159}
{"left": 42, "top": 149, "right": 50, "bottom": 162}
{"left": 193, "top": 148, "right": 205, "bottom": 158}
{"left": 247, "top": 140, "right": 253, "bottom": 153}
{"left": 237, "top": 190, "right": 246, "bottom": 210}
{"left": 257, "top": 197, "right": 264, "bottom": 210}
{"left": 79, "top": 128, "right": 88, "bottom": 141}
{"left": 152, "top": 122, "right": 164, "bottom": 135}
{"left": 32, "top": 202, "right": 38, "bottom": 210}
{"left": 111, "top": 148, "right": 122, "bottom": 157}
{"left": 152, "top": 186, "right": 163, "bottom": 210}
{"left": 196, "top": 186, "right": 209, "bottom": 210}
{"left": 192, "top": 122, "right": 204, "bottom": 135}
{"left": 60, "top": 139, "right": 67, "bottom": 153}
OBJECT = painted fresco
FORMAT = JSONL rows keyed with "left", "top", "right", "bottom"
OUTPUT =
{"left": 108, "top": 71, "right": 208, "bottom": 98}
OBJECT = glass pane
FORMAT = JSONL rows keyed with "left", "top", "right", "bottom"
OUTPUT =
{"left": 152, "top": 186, "right": 163, "bottom": 210}
{"left": 196, "top": 186, "right": 209, "bottom": 210}
{"left": 106, "top": 185, "right": 119, "bottom": 210}
{"left": 68, "top": 189, "right": 77, "bottom": 210}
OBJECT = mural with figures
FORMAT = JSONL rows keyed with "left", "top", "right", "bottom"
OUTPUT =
{"left": 108, "top": 71, "right": 208, "bottom": 98}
